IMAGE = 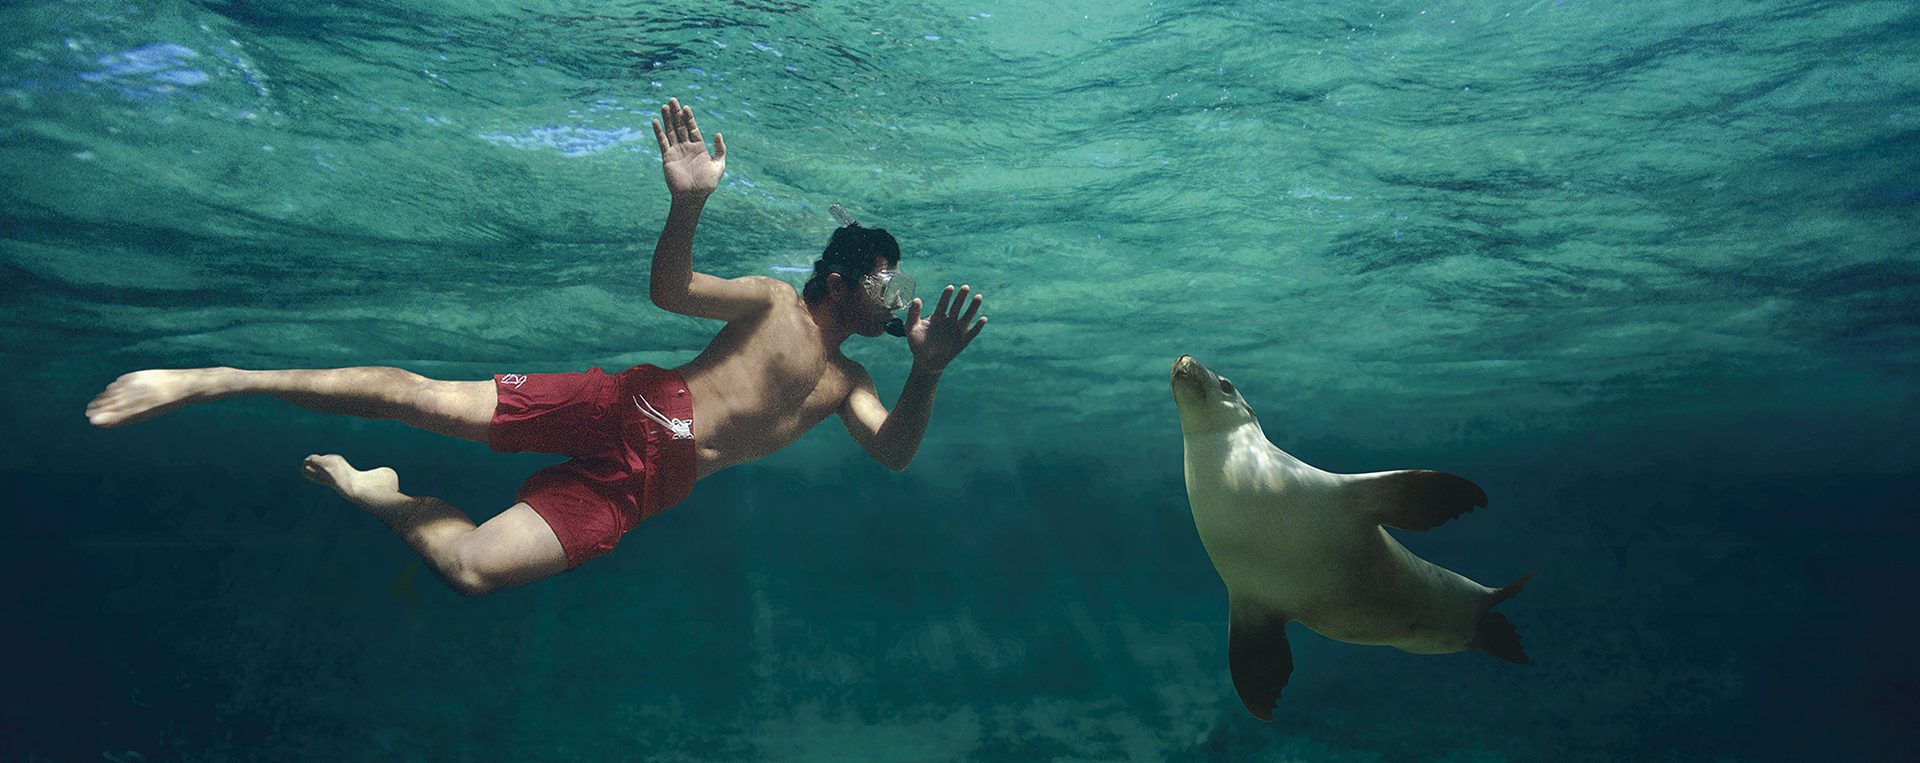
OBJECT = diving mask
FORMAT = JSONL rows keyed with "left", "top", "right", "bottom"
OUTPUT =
{"left": 827, "top": 204, "right": 913, "bottom": 336}
{"left": 864, "top": 269, "right": 916, "bottom": 336}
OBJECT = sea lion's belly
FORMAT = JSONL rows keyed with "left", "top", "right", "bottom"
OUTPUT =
{"left": 1191, "top": 484, "right": 1373, "bottom": 611}
{"left": 1187, "top": 462, "right": 1487, "bottom": 651}
{"left": 1205, "top": 514, "right": 1478, "bottom": 649}
{"left": 1292, "top": 530, "right": 1485, "bottom": 649}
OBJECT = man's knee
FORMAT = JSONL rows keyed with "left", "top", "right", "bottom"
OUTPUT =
{"left": 440, "top": 556, "right": 510, "bottom": 596}
{"left": 378, "top": 369, "right": 432, "bottom": 408}
{"left": 427, "top": 504, "right": 565, "bottom": 596}
{"left": 394, "top": 375, "right": 494, "bottom": 439}
{"left": 334, "top": 366, "right": 430, "bottom": 419}
{"left": 438, "top": 540, "right": 522, "bottom": 597}
{"left": 445, "top": 569, "right": 502, "bottom": 597}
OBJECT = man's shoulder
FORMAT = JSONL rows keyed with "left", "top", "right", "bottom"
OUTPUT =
{"left": 831, "top": 353, "right": 873, "bottom": 384}
{"left": 728, "top": 274, "right": 795, "bottom": 297}
{"left": 735, "top": 275, "right": 800, "bottom": 306}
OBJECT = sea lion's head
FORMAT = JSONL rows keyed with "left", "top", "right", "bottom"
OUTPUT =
{"left": 1171, "top": 355, "right": 1257, "bottom": 435}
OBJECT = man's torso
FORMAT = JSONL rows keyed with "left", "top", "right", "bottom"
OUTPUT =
{"left": 672, "top": 282, "right": 862, "bottom": 477}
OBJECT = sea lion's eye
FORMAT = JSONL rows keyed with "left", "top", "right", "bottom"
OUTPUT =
{"left": 1219, "top": 379, "right": 1235, "bottom": 395}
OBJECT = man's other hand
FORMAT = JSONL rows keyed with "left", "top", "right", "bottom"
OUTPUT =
{"left": 906, "top": 285, "right": 987, "bottom": 374}
{"left": 652, "top": 97, "right": 725, "bottom": 199}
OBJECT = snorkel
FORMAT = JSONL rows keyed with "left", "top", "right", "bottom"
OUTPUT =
{"left": 829, "top": 204, "right": 912, "bottom": 337}
{"left": 828, "top": 203, "right": 859, "bottom": 229}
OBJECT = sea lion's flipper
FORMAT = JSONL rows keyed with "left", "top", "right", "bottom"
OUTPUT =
{"left": 1470, "top": 573, "right": 1535, "bottom": 664}
{"left": 1350, "top": 470, "right": 1488, "bottom": 531}
{"left": 1227, "top": 597, "right": 1293, "bottom": 722}
{"left": 1471, "top": 612, "right": 1529, "bottom": 664}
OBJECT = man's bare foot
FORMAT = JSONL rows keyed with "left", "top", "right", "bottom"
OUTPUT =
{"left": 301, "top": 454, "right": 415, "bottom": 516}
{"left": 85, "top": 368, "right": 236, "bottom": 428}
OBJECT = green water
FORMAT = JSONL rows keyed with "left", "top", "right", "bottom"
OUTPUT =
{"left": 4, "top": 1, "right": 1916, "bottom": 760}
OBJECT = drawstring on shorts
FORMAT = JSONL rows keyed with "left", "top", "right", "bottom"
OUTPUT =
{"left": 633, "top": 392, "right": 693, "bottom": 440}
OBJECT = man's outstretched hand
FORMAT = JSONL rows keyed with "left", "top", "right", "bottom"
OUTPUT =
{"left": 652, "top": 97, "right": 725, "bottom": 199}
{"left": 905, "top": 285, "right": 988, "bottom": 374}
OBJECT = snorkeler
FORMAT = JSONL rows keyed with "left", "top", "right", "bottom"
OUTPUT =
{"left": 83, "top": 97, "right": 988, "bottom": 595}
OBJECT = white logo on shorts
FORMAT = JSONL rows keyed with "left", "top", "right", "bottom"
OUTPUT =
{"left": 500, "top": 374, "right": 528, "bottom": 389}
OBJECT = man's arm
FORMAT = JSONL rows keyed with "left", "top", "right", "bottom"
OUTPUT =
{"left": 842, "top": 364, "right": 942, "bottom": 472}
{"left": 840, "top": 285, "right": 988, "bottom": 471}
{"left": 648, "top": 98, "right": 772, "bottom": 321}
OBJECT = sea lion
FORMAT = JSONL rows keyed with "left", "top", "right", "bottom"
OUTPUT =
{"left": 1170, "top": 355, "right": 1532, "bottom": 721}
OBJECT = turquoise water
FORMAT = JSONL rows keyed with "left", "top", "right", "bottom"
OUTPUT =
{"left": 4, "top": 0, "right": 1916, "bottom": 760}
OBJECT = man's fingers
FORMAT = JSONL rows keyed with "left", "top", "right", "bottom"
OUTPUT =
{"left": 906, "top": 297, "right": 923, "bottom": 327}
{"left": 950, "top": 285, "right": 972, "bottom": 318}
{"left": 686, "top": 112, "right": 703, "bottom": 144}
{"left": 675, "top": 105, "right": 694, "bottom": 143}
{"left": 933, "top": 285, "right": 955, "bottom": 317}
{"left": 712, "top": 132, "right": 726, "bottom": 160}
{"left": 651, "top": 119, "right": 668, "bottom": 153}
{"left": 958, "top": 293, "right": 983, "bottom": 326}
{"left": 965, "top": 317, "right": 987, "bottom": 342}
{"left": 664, "top": 99, "right": 687, "bottom": 143}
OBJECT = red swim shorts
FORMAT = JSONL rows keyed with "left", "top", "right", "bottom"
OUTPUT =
{"left": 488, "top": 364, "right": 697, "bottom": 569}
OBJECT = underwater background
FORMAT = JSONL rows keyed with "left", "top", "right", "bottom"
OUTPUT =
{"left": 4, "top": 0, "right": 1916, "bottom": 760}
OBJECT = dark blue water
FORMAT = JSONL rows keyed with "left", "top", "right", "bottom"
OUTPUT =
{"left": 5, "top": 0, "right": 1917, "bottom": 760}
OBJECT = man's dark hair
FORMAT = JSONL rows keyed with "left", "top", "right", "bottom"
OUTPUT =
{"left": 803, "top": 224, "right": 901, "bottom": 304}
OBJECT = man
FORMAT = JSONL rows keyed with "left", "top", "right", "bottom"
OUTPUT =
{"left": 84, "top": 98, "right": 988, "bottom": 595}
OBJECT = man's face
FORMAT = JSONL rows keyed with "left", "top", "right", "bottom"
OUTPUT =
{"left": 839, "top": 255, "right": 902, "bottom": 337}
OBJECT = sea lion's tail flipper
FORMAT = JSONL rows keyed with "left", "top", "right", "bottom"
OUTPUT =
{"left": 1349, "top": 470, "right": 1488, "bottom": 531}
{"left": 1227, "top": 597, "right": 1293, "bottom": 722}
{"left": 1471, "top": 573, "right": 1535, "bottom": 665}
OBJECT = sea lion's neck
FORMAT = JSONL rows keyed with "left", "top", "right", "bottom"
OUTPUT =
{"left": 1182, "top": 419, "right": 1265, "bottom": 450}
{"left": 1227, "top": 422, "right": 1273, "bottom": 453}
{"left": 1186, "top": 421, "right": 1308, "bottom": 492}
{"left": 1191, "top": 421, "right": 1282, "bottom": 461}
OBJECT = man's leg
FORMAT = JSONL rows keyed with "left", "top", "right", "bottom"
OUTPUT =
{"left": 302, "top": 454, "right": 567, "bottom": 595}
{"left": 86, "top": 367, "right": 496, "bottom": 441}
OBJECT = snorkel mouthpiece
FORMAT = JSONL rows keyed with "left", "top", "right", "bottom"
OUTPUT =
{"left": 872, "top": 270, "right": 914, "bottom": 338}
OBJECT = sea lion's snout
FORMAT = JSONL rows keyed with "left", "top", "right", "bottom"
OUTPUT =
{"left": 1171, "top": 356, "right": 1212, "bottom": 406}
{"left": 1173, "top": 355, "right": 1204, "bottom": 379}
